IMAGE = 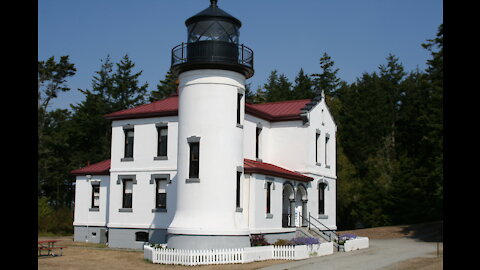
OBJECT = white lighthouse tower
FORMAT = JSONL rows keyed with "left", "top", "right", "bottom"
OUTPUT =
{"left": 167, "top": 0, "right": 254, "bottom": 249}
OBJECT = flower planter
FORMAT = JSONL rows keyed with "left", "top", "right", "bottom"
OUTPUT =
{"left": 343, "top": 237, "right": 369, "bottom": 252}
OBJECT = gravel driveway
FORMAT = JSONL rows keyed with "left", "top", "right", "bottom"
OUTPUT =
{"left": 258, "top": 238, "right": 441, "bottom": 270}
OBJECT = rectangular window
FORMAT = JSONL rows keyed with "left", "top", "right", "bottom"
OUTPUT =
{"left": 266, "top": 181, "right": 272, "bottom": 214}
{"left": 315, "top": 133, "right": 320, "bottom": 163}
{"left": 189, "top": 142, "right": 200, "bottom": 179}
{"left": 157, "top": 126, "right": 168, "bottom": 157}
{"left": 124, "top": 129, "right": 134, "bottom": 158}
{"left": 256, "top": 127, "right": 262, "bottom": 159}
{"left": 237, "top": 93, "right": 243, "bottom": 125}
{"left": 155, "top": 178, "right": 167, "bottom": 209}
{"left": 236, "top": 172, "right": 242, "bottom": 208}
{"left": 122, "top": 179, "right": 133, "bottom": 209}
{"left": 91, "top": 184, "right": 100, "bottom": 209}
{"left": 325, "top": 136, "right": 330, "bottom": 166}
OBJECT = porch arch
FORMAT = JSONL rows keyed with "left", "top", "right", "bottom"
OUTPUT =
{"left": 282, "top": 182, "right": 295, "bottom": 227}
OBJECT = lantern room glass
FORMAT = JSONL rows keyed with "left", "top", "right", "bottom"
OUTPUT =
{"left": 187, "top": 20, "right": 239, "bottom": 44}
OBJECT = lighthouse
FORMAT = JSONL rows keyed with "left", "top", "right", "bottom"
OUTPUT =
{"left": 167, "top": 0, "right": 254, "bottom": 249}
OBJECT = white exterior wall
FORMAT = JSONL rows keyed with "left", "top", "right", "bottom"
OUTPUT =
{"left": 168, "top": 69, "right": 249, "bottom": 236}
{"left": 244, "top": 115, "right": 271, "bottom": 162}
{"left": 107, "top": 170, "right": 177, "bottom": 229}
{"left": 110, "top": 116, "right": 178, "bottom": 170}
{"left": 301, "top": 98, "right": 337, "bottom": 230}
{"left": 73, "top": 175, "right": 110, "bottom": 227}
{"left": 107, "top": 116, "right": 179, "bottom": 229}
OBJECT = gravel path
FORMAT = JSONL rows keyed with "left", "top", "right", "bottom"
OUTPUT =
{"left": 258, "top": 238, "right": 441, "bottom": 270}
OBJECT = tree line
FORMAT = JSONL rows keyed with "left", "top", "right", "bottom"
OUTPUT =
{"left": 38, "top": 24, "right": 442, "bottom": 233}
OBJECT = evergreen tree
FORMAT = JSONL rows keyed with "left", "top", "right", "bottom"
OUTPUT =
{"left": 109, "top": 54, "right": 149, "bottom": 111}
{"left": 150, "top": 69, "right": 178, "bottom": 101}
{"left": 38, "top": 56, "right": 76, "bottom": 207}
{"left": 311, "top": 53, "right": 342, "bottom": 98}
{"left": 292, "top": 68, "right": 315, "bottom": 100}
{"left": 263, "top": 70, "right": 294, "bottom": 102}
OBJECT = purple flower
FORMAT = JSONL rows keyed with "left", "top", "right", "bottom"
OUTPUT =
{"left": 289, "top": 237, "right": 319, "bottom": 246}
{"left": 339, "top": 233, "right": 357, "bottom": 241}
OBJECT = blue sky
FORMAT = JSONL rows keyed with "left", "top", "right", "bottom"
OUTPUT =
{"left": 38, "top": 0, "right": 443, "bottom": 111}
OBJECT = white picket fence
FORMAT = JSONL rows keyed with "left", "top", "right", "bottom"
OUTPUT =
{"left": 144, "top": 242, "right": 333, "bottom": 266}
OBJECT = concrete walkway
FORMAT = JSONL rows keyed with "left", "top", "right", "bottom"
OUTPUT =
{"left": 258, "top": 238, "right": 441, "bottom": 270}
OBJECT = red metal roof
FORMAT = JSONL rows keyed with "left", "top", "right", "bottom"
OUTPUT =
{"left": 70, "top": 159, "right": 111, "bottom": 176}
{"left": 104, "top": 96, "right": 179, "bottom": 120}
{"left": 104, "top": 95, "right": 310, "bottom": 122}
{"left": 70, "top": 158, "right": 313, "bottom": 182}
{"left": 244, "top": 159, "right": 313, "bottom": 182}
{"left": 245, "top": 99, "right": 310, "bottom": 122}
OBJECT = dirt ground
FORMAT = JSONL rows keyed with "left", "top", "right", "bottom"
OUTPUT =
{"left": 38, "top": 221, "right": 443, "bottom": 270}
{"left": 380, "top": 251, "right": 443, "bottom": 270}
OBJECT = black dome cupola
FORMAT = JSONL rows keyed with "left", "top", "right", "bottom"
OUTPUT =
{"left": 171, "top": 0, "right": 254, "bottom": 78}
{"left": 185, "top": 0, "right": 241, "bottom": 44}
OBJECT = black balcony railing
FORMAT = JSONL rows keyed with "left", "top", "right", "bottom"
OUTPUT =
{"left": 171, "top": 41, "right": 254, "bottom": 78}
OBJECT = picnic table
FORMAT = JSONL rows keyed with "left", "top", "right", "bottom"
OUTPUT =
{"left": 38, "top": 240, "right": 66, "bottom": 256}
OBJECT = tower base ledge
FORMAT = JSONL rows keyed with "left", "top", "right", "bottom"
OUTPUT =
{"left": 167, "top": 227, "right": 250, "bottom": 236}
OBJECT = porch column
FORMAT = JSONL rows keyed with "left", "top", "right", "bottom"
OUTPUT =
{"left": 301, "top": 200, "right": 308, "bottom": 226}
{"left": 289, "top": 199, "right": 295, "bottom": 227}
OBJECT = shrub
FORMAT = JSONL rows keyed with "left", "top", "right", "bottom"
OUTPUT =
{"left": 273, "top": 239, "right": 291, "bottom": 246}
{"left": 38, "top": 197, "right": 73, "bottom": 235}
{"left": 250, "top": 234, "right": 270, "bottom": 246}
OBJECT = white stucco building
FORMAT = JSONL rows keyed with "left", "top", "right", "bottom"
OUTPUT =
{"left": 71, "top": 0, "right": 337, "bottom": 250}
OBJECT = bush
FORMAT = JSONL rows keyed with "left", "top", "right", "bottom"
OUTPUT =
{"left": 38, "top": 197, "right": 73, "bottom": 235}
{"left": 250, "top": 234, "right": 270, "bottom": 246}
{"left": 273, "top": 239, "right": 291, "bottom": 246}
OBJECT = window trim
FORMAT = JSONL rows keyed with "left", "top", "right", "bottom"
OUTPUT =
{"left": 154, "top": 177, "right": 167, "bottom": 211}
{"left": 116, "top": 175, "right": 136, "bottom": 211}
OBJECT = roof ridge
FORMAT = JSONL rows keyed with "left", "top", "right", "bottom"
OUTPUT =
{"left": 250, "top": 99, "right": 311, "bottom": 106}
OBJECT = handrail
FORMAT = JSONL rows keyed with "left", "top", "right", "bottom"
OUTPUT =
{"left": 308, "top": 213, "right": 337, "bottom": 234}
{"left": 171, "top": 41, "right": 254, "bottom": 69}
{"left": 299, "top": 213, "right": 333, "bottom": 242}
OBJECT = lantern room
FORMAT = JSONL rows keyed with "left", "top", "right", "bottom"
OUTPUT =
{"left": 171, "top": 0, "right": 254, "bottom": 79}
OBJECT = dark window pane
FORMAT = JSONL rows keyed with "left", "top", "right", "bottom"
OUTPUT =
{"left": 122, "top": 179, "right": 133, "bottom": 208}
{"left": 91, "top": 185, "right": 100, "bottom": 208}
{"left": 318, "top": 183, "right": 326, "bottom": 215}
{"left": 256, "top": 128, "right": 261, "bottom": 159}
{"left": 237, "top": 94, "right": 242, "bottom": 124}
{"left": 135, "top": 232, "right": 149, "bottom": 242}
{"left": 236, "top": 172, "right": 241, "bottom": 208}
{"left": 157, "top": 127, "right": 168, "bottom": 157}
{"left": 189, "top": 142, "right": 200, "bottom": 178}
{"left": 156, "top": 193, "right": 167, "bottom": 209}
{"left": 124, "top": 129, "right": 134, "bottom": 158}
{"left": 155, "top": 178, "right": 167, "bottom": 209}
{"left": 266, "top": 182, "right": 271, "bottom": 214}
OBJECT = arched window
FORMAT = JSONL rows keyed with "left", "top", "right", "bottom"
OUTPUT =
{"left": 318, "top": 183, "right": 327, "bottom": 215}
